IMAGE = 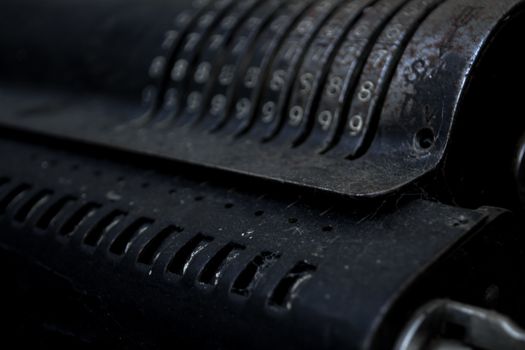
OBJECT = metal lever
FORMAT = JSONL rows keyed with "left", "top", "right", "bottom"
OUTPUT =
{"left": 395, "top": 300, "right": 525, "bottom": 350}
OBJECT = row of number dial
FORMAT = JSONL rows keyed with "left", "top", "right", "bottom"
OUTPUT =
{"left": 146, "top": 0, "right": 446, "bottom": 159}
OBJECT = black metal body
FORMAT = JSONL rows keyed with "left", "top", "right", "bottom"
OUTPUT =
{"left": 1, "top": 135, "right": 525, "bottom": 349}
{"left": 0, "top": 0, "right": 523, "bottom": 198}
{"left": 1, "top": 0, "right": 525, "bottom": 349}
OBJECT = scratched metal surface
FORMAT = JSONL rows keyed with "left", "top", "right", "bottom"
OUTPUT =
{"left": 0, "top": 0, "right": 523, "bottom": 197}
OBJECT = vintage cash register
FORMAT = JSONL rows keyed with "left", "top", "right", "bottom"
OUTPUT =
{"left": 1, "top": 0, "right": 525, "bottom": 348}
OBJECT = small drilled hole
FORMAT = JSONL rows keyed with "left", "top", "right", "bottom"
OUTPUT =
{"left": 415, "top": 128, "right": 435, "bottom": 150}
{"left": 288, "top": 218, "right": 298, "bottom": 224}
{"left": 169, "top": 189, "right": 176, "bottom": 195}
{"left": 224, "top": 203, "right": 234, "bottom": 209}
{"left": 322, "top": 226, "right": 333, "bottom": 232}
{"left": 194, "top": 195, "right": 204, "bottom": 201}
{"left": 254, "top": 210, "right": 264, "bottom": 217}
